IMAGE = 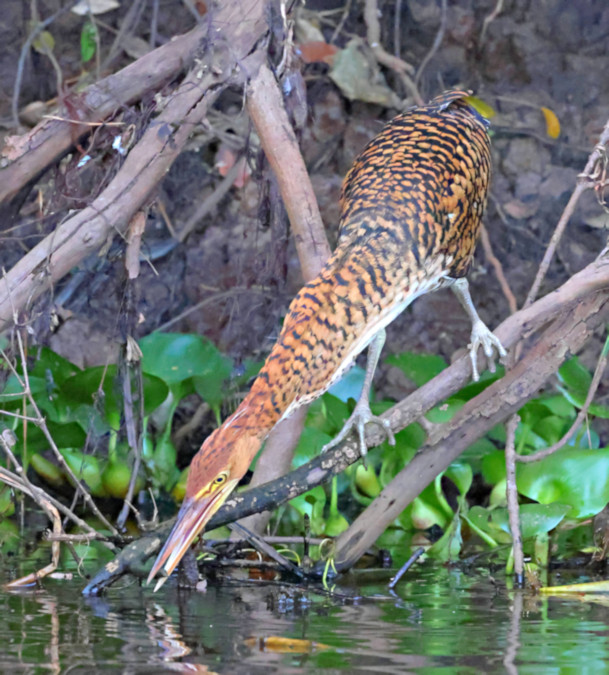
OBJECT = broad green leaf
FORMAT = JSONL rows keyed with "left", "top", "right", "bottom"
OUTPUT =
{"left": 427, "top": 516, "right": 462, "bottom": 561}
{"left": 426, "top": 398, "right": 464, "bottom": 424}
{"left": 293, "top": 427, "right": 332, "bottom": 466}
{"left": 491, "top": 503, "right": 570, "bottom": 539}
{"left": 30, "top": 347, "right": 81, "bottom": 385}
{"left": 61, "top": 448, "right": 106, "bottom": 497}
{"left": 481, "top": 449, "right": 507, "bottom": 485}
{"left": 386, "top": 351, "right": 448, "bottom": 387}
{"left": 60, "top": 365, "right": 168, "bottom": 418}
{"left": 517, "top": 447, "right": 609, "bottom": 518}
{"left": 445, "top": 462, "right": 473, "bottom": 497}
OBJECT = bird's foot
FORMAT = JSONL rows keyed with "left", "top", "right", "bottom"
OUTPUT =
{"left": 321, "top": 401, "right": 395, "bottom": 459}
{"left": 468, "top": 319, "right": 507, "bottom": 381}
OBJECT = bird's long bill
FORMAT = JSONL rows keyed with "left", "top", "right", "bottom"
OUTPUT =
{"left": 147, "top": 480, "right": 237, "bottom": 590}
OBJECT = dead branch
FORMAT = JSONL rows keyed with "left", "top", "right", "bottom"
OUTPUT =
{"left": 1, "top": 22, "right": 206, "bottom": 205}
{"left": 0, "top": 0, "right": 271, "bottom": 333}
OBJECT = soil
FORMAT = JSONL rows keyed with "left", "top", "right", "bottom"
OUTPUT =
{"left": 1, "top": 0, "right": 609, "bottom": 445}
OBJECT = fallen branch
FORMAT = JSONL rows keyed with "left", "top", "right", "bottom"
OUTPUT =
{"left": 1, "top": 22, "right": 207, "bottom": 205}
{"left": 0, "top": 0, "right": 270, "bottom": 332}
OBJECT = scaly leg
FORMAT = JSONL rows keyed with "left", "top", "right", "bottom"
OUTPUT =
{"left": 451, "top": 277, "right": 507, "bottom": 381}
{"left": 321, "top": 328, "right": 396, "bottom": 458}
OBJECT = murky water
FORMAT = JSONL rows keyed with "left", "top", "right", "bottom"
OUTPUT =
{"left": 1, "top": 562, "right": 608, "bottom": 673}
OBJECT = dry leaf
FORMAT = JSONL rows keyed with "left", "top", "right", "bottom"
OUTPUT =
{"left": 244, "top": 636, "right": 331, "bottom": 653}
{"left": 329, "top": 38, "right": 400, "bottom": 108}
{"left": 297, "top": 41, "right": 339, "bottom": 65}
{"left": 541, "top": 106, "right": 561, "bottom": 139}
{"left": 464, "top": 95, "right": 496, "bottom": 119}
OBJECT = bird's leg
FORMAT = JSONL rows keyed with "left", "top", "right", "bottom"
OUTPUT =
{"left": 321, "top": 328, "right": 396, "bottom": 458}
{"left": 451, "top": 277, "right": 507, "bottom": 381}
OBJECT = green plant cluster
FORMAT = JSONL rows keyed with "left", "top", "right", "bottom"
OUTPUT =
{"left": 1, "top": 333, "right": 608, "bottom": 570}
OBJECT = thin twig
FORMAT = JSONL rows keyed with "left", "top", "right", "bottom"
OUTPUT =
{"left": 480, "top": 224, "right": 518, "bottom": 314}
{"left": 524, "top": 118, "right": 609, "bottom": 308}
{"left": 516, "top": 337, "right": 609, "bottom": 463}
{"left": 480, "top": 0, "right": 504, "bottom": 46}
{"left": 504, "top": 414, "right": 523, "bottom": 584}
{"left": 363, "top": 0, "right": 422, "bottom": 105}
{"left": 388, "top": 546, "right": 424, "bottom": 589}
{"left": 414, "top": 0, "right": 447, "bottom": 87}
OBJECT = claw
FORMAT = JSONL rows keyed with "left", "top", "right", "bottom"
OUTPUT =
{"left": 321, "top": 401, "right": 395, "bottom": 460}
{"left": 468, "top": 318, "right": 507, "bottom": 382}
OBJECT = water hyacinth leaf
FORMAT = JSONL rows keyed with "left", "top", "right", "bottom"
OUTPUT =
{"left": 139, "top": 333, "right": 230, "bottom": 385}
{"left": 60, "top": 448, "right": 107, "bottom": 497}
{"left": 30, "top": 347, "right": 81, "bottom": 384}
{"left": 464, "top": 506, "right": 507, "bottom": 544}
{"left": 0, "top": 374, "right": 47, "bottom": 410}
{"left": 557, "top": 357, "right": 591, "bottom": 399}
{"left": 386, "top": 351, "right": 448, "bottom": 387}
{"left": 328, "top": 364, "right": 367, "bottom": 403}
{"left": 60, "top": 365, "right": 168, "bottom": 418}
{"left": 427, "top": 516, "right": 462, "bottom": 561}
{"left": 293, "top": 427, "right": 333, "bottom": 466}
{"left": 491, "top": 503, "right": 571, "bottom": 540}
{"left": 426, "top": 398, "right": 464, "bottom": 424}
{"left": 481, "top": 449, "right": 506, "bottom": 485}
{"left": 445, "top": 462, "right": 473, "bottom": 497}
{"left": 517, "top": 447, "right": 609, "bottom": 518}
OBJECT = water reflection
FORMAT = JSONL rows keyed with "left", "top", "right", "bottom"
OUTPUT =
{"left": 1, "top": 566, "right": 609, "bottom": 672}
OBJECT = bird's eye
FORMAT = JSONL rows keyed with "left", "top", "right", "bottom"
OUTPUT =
{"left": 214, "top": 474, "right": 226, "bottom": 485}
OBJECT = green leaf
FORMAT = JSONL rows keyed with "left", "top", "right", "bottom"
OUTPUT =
{"left": 140, "top": 333, "right": 231, "bottom": 385}
{"left": 445, "top": 462, "right": 473, "bottom": 497}
{"left": 60, "top": 365, "right": 168, "bottom": 419}
{"left": 30, "top": 347, "right": 81, "bottom": 385}
{"left": 386, "top": 351, "right": 448, "bottom": 387}
{"left": 293, "top": 427, "right": 333, "bottom": 467}
{"left": 61, "top": 448, "right": 106, "bottom": 497}
{"left": 491, "top": 503, "right": 570, "bottom": 539}
{"left": 80, "top": 20, "right": 98, "bottom": 62}
{"left": 557, "top": 357, "right": 591, "bottom": 399}
{"left": 517, "top": 447, "right": 609, "bottom": 518}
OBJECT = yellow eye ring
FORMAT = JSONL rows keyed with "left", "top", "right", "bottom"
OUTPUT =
{"left": 214, "top": 474, "right": 226, "bottom": 484}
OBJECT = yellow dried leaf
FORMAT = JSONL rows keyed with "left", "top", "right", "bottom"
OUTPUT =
{"left": 541, "top": 106, "right": 560, "bottom": 139}
{"left": 464, "top": 95, "right": 495, "bottom": 119}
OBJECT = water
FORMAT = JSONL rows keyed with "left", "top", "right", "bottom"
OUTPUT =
{"left": 1, "top": 563, "right": 608, "bottom": 673}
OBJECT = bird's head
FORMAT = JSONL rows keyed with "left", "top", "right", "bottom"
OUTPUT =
{"left": 147, "top": 420, "right": 260, "bottom": 589}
